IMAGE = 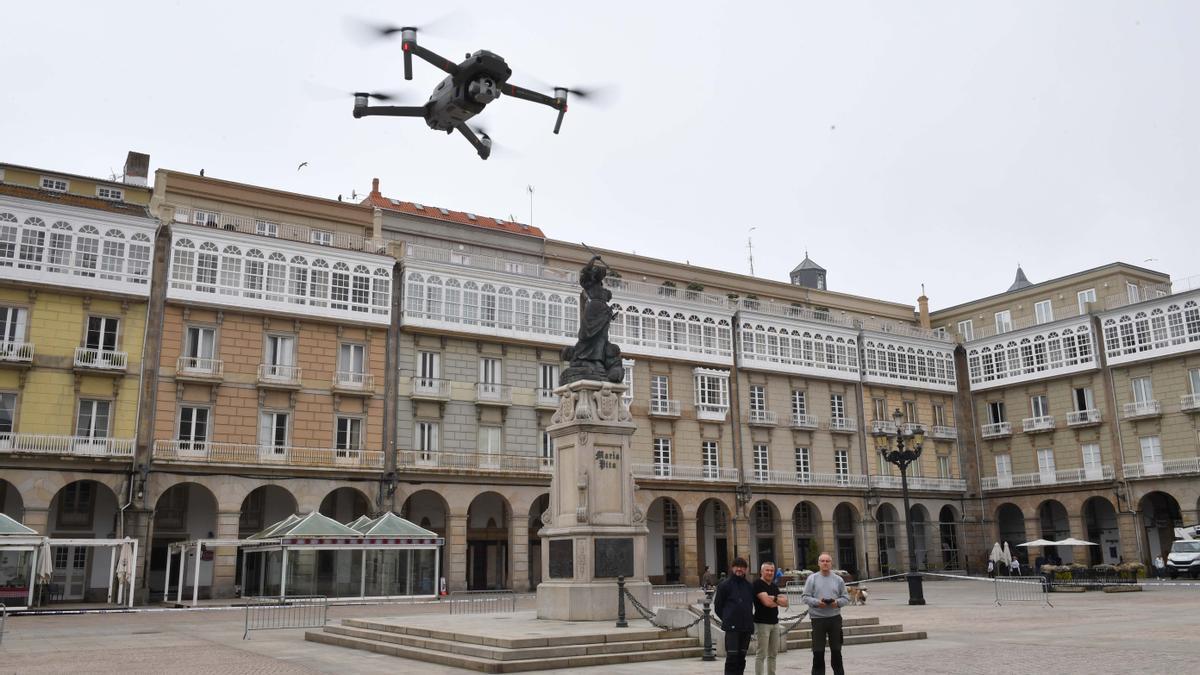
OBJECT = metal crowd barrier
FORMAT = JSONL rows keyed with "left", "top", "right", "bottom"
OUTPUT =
{"left": 448, "top": 589, "right": 517, "bottom": 615}
{"left": 994, "top": 576, "right": 1052, "bottom": 607}
{"left": 243, "top": 595, "right": 328, "bottom": 639}
{"left": 650, "top": 584, "right": 693, "bottom": 608}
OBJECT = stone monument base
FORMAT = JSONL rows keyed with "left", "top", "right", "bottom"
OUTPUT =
{"left": 536, "top": 579, "right": 651, "bottom": 622}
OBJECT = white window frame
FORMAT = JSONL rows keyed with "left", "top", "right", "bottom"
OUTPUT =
{"left": 540, "top": 429, "right": 554, "bottom": 467}
{"left": 1127, "top": 282, "right": 1140, "bottom": 305}
{"left": 1188, "top": 368, "right": 1200, "bottom": 395}
{"left": 834, "top": 449, "right": 849, "bottom": 485}
{"left": 265, "top": 334, "right": 295, "bottom": 367}
{"left": 995, "top": 453, "right": 1012, "bottom": 486}
{"left": 988, "top": 401, "right": 1006, "bottom": 424}
{"left": 830, "top": 393, "right": 846, "bottom": 421}
{"left": 937, "top": 455, "right": 951, "bottom": 479}
{"left": 76, "top": 399, "right": 111, "bottom": 438}
{"left": 96, "top": 186, "right": 123, "bottom": 201}
{"left": 1034, "top": 300, "right": 1054, "bottom": 325}
{"left": 693, "top": 369, "right": 730, "bottom": 409}
{"left": 0, "top": 392, "right": 16, "bottom": 435}
{"left": 1037, "top": 448, "right": 1056, "bottom": 481}
{"left": 310, "top": 229, "right": 333, "bottom": 246}
{"left": 177, "top": 406, "right": 209, "bottom": 445}
{"left": 1139, "top": 435, "right": 1162, "bottom": 469}
{"left": 479, "top": 357, "right": 502, "bottom": 385}
{"left": 1082, "top": 443, "right": 1102, "bottom": 479}
{"left": 478, "top": 425, "right": 502, "bottom": 457}
{"left": 338, "top": 342, "right": 366, "bottom": 376}
{"left": 794, "top": 447, "right": 810, "bottom": 480}
{"left": 932, "top": 403, "right": 947, "bottom": 428}
{"left": 994, "top": 310, "right": 1013, "bottom": 334}
{"left": 753, "top": 444, "right": 769, "bottom": 481}
{"left": 255, "top": 220, "right": 279, "bottom": 238}
{"left": 1030, "top": 394, "right": 1049, "bottom": 418}
{"left": 1073, "top": 386, "right": 1095, "bottom": 412}
{"left": 0, "top": 306, "right": 29, "bottom": 343}
{"left": 415, "top": 421, "right": 439, "bottom": 460}
{"left": 335, "top": 416, "right": 363, "bottom": 456}
{"left": 653, "top": 437, "right": 672, "bottom": 476}
{"left": 1131, "top": 377, "right": 1153, "bottom": 404}
{"left": 258, "top": 411, "right": 290, "bottom": 454}
{"left": 749, "top": 384, "right": 766, "bottom": 413}
{"left": 418, "top": 351, "right": 440, "bottom": 380}
{"left": 702, "top": 440, "right": 719, "bottom": 478}
{"left": 791, "top": 390, "right": 807, "bottom": 416}
{"left": 650, "top": 374, "right": 670, "bottom": 408}
{"left": 1077, "top": 288, "right": 1096, "bottom": 314}
{"left": 40, "top": 176, "right": 68, "bottom": 192}
{"left": 957, "top": 319, "right": 974, "bottom": 341}
{"left": 621, "top": 359, "right": 634, "bottom": 406}
{"left": 85, "top": 315, "right": 120, "bottom": 352}
{"left": 539, "top": 363, "right": 559, "bottom": 391}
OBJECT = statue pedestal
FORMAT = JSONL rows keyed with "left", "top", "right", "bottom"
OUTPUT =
{"left": 536, "top": 380, "right": 650, "bottom": 621}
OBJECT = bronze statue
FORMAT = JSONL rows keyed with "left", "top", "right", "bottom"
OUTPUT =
{"left": 560, "top": 255, "right": 624, "bottom": 385}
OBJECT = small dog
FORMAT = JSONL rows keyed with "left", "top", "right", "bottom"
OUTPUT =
{"left": 847, "top": 586, "right": 869, "bottom": 605}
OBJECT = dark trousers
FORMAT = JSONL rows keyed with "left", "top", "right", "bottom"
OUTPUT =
{"left": 810, "top": 615, "right": 844, "bottom": 675}
{"left": 724, "top": 630, "right": 752, "bottom": 674}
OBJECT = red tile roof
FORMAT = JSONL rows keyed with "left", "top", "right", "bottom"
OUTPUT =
{"left": 0, "top": 183, "right": 151, "bottom": 218}
{"left": 360, "top": 178, "right": 545, "bottom": 238}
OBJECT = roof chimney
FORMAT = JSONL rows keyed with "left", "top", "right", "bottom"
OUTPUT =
{"left": 123, "top": 151, "right": 149, "bottom": 187}
{"left": 917, "top": 285, "right": 930, "bottom": 329}
{"left": 371, "top": 177, "right": 381, "bottom": 197}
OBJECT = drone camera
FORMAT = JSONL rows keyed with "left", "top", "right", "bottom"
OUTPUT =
{"left": 469, "top": 77, "right": 500, "bottom": 104}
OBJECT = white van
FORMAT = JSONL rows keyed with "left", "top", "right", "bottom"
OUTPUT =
{"left": 1167, "top": 530, "right": 1200, "bottom": 579}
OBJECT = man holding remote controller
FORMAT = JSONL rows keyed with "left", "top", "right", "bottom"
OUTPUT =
{"left": 801, "top": 552, "right": 850, "bottom": 675}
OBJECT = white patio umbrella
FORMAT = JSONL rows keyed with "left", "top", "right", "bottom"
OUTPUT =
{"left": 36, "top": 540, "right": 53, "bottom": 583}
{"left": 1000, "top": 541, "right": 1012, "bottom": 566}
{"left": 1055, "top": 538, "right": 1098, "bottom": 546}
{"left": 116, "top": 541, "right": 133, "bottom": 583}
{"left": 1017, "top": 539, "right": 1058, "bottom": 547}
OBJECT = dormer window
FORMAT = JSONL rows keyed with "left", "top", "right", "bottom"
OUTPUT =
{"left": 97, "top": 186, "right": 124, "bottom": 201}
{"left": 40, "top": 177, "right": 68, "bottom": 192}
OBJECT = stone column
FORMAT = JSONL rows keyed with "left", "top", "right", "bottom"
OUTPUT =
{"left": 509, "top": 514, "right": 529, "bottom": 592}
{"left": 537, "top": 380, "right": 649, "bottom": 621}
{"left": 447, "top": 513, "right": 469, "bottom": 592}
{"left": 1067, "top": 514, "right": 1088, "bottom": 565}
{"left": 778, "top": 515, "right": 795, "bottom": 570}
{"left": 211, "top": 510, "right": 241, "bottom": 598}
{"left": 681, "top": 511, "right": 699, "bottom": 586}
{"left": 1116, "top": 510, "right": 1141, "bottom": 563}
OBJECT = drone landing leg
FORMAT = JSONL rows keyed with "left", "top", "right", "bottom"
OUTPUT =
{"left": 454, "top": 123, "right": 491, "bottom": 160}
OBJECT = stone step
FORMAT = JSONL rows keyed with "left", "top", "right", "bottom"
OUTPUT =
{"left": 324, "top": 623, "right": 698, "bottom": 661}
{"left": 786, "top": 629, "right": 928, "bottom": 650}
{"left": 784, "top": 622, "right": 903, "bottom": 642}
{"left": 305, "top": 629, "right": 704, "bottom": 673}
{"left": 341, "top": 616, "right": 687, "bottom": 649}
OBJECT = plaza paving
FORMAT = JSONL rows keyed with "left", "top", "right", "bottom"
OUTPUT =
{"left": 1, "top": 579, "right": 1197, "bottom": 674}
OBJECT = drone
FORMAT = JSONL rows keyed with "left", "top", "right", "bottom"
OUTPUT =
{"left": 352, "top": 25, "right": 593, "bottom": 160}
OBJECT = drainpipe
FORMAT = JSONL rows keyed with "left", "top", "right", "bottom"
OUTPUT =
{"left": 1101, "top": 337, "right": 1143, "bottom": 563}
{"left": 854, "top": 329, "right": 873, "bottom": 578}
{"left": 729, "top": 303, "right": 746, "bottom": 560}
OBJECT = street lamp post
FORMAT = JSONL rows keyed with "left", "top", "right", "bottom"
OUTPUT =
{"left": 873, "top": 408, "right": 927, "bottom": 606}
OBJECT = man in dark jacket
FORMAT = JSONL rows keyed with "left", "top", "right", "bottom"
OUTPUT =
{"left": 713, "top": 557, "right": 755, "bottom": 674}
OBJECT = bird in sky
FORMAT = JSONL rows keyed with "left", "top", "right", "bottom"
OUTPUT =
{"left": 297, "top": 161, "right": 309, "bottom": 171}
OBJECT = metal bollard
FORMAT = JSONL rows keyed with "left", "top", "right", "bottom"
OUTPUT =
{"left": 701, "top": 589, "right": 715, "bottom": 661}
{"left": 616, "top": 575, "right": 628, "bottom": 628}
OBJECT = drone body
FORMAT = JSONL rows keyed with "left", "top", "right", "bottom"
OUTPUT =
{"left": 352, "top": 27, "right": 572, "bottom": 160}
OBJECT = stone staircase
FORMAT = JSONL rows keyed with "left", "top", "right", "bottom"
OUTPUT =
{"left": 305, "top": 618, "right": 701, "bottom": 672}
{"left": 304, "top": 612, "right": 925, "bottom": 672}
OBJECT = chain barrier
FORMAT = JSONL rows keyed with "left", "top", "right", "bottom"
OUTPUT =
{"left": 779, "top": 609, "right": 810, "bottom": 636}
{"left": 621, "top": 586, "right": 708, "bottom": 630}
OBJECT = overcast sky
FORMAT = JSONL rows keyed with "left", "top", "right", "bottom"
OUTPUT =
{"left": 4, "top": 1, "right": 1197, "bottom": 309}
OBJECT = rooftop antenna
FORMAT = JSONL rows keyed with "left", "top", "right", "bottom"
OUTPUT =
{"left": 527, "top": 185, "right": 535, "bottom": 227}
{"left": 747, "top": 227, "right": 757, "bottom": 276}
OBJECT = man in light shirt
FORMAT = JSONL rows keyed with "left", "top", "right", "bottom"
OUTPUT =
{"left": 801, "top": 553, "right": 849, "bottom": 675}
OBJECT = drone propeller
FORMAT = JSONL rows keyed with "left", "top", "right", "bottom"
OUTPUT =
{"left": 302, "top": 81, "right": 408, "bottom": 104}
{"left": 470, "top": 125, "right": 520, "bottom": 159}
{"left": 348, "top": 10, "right": 468, "bottom": 41}
{"left": 353, "top": 91, "right": 402, "bottom": 102}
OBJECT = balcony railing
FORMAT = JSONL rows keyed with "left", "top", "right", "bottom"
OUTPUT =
{"left": 0, "top": 433, "right": 134, "bottom": 458}
{"left": 154, "top": 440, "right": 383, "bottom": 469}
{"left": 750, "top": 470, "right": 869, "bottom": 488}
{"left": 981, "top": 422, "right": 1012, "bottom": 438}
{"left": 981, "top": 465, "right": 1114, "bottom": 490}
{"left": 790, "top": 413, "right": 818, "bottom": 429}
{"left": 173, "top": 205, "right": 386, "bottom": 254}
{"left": 747, "top": 410, "right": 777, "bottom": 426}
{"left": 825, "top": 417, "right": 857, "bottom": 433}
{"left": 870, "top": 420, "right": 897, "bottom": 435}
{"left": 404, "top": 242, "right": 577, "bottom": 285}
{"left": 1022, "top": 416, "right": 1055, "bottom": 433}
{"left": 476, "top": 383, "right": 513, "bottom": 405}
{"left": 1066, "top": 409, "right": 1102, "bottom": 426}
{"left": 536, "top": 388, "right": 559, "bottom": 408}
{"left": 1123, "top": 400, "right": 1161, "bottom": 419}
{"left": 870, "top": 475, "right": 967, "bottom": 492}
{"left": 257, "top": 363, "right": 302, "bottom": 385}
{"left": 397, "top": 449, "right": 552, "bottom": 473}
{"left": 0, "top": 341, "right": 34, "bottom": 364}
{"left": 696, "top": 404, "right": 728, "bottom": 422}
{"left": 649, "top": 399, "right": 682, "bottom": 417}
{"left": 411, "top": 377, "right": 450, "bottom": 399}
{"left": 74, "top": 347, "right": 128, "bottom": 371}
{"left": 632, "top": 463, "right": 739, "bottom": 482}
{"left": 176, "top": 356, "right": 224, "bottom": 377}
{"left": 1181, "top": 394, "right": 1200, "bottom": 412}
{"left": 334, "top": 371, "right": 374, "bottom": 391}
{"left": 930, "top": 425, "right": 957, "bottom": 440}
{"left": 1122, "top": 456, "right": 1200, "bottom": 479}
